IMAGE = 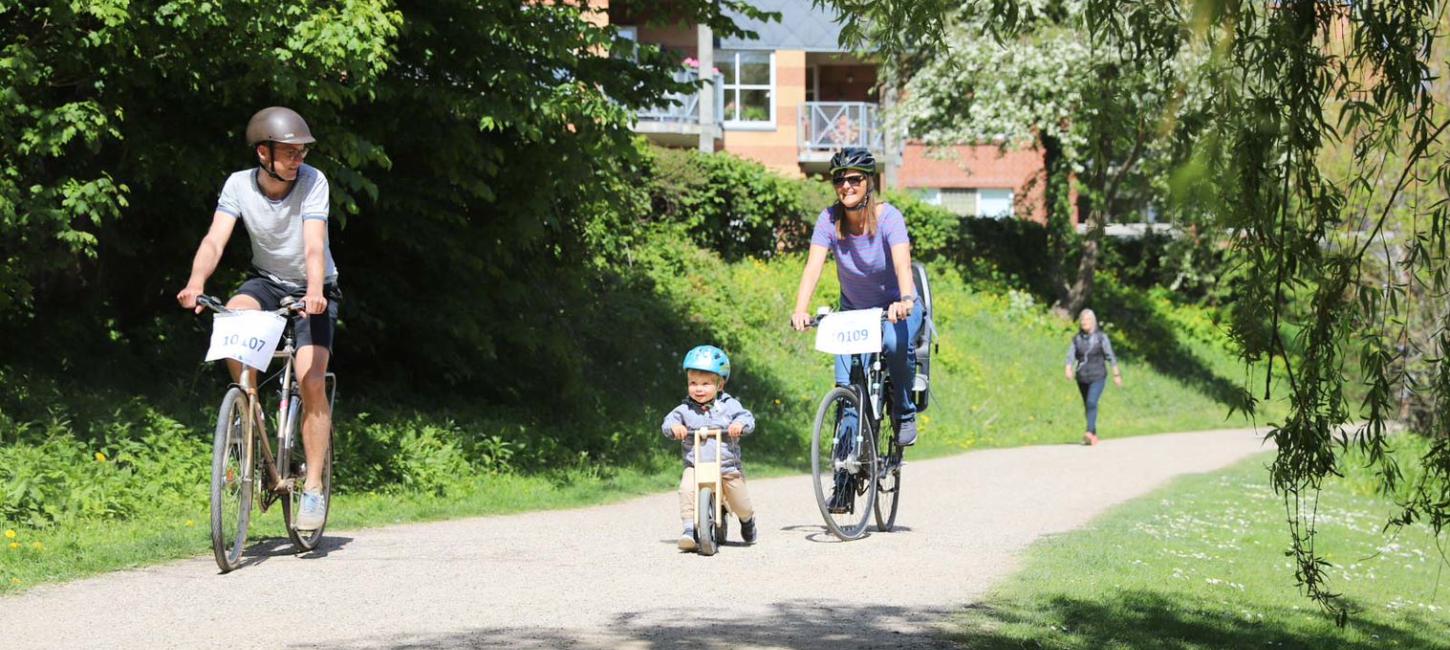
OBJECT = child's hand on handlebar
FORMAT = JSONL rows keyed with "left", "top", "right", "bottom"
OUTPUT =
{"left": 672, "top": 424, "right": 688, "bottom": 440}
{"left": 728, "top": 422, "right": 744, "bottom": 439}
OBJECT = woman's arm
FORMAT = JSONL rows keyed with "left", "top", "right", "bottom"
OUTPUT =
{"left": 1102, "top": 333, "right": 1123, "bottom": 386}
{"left": 888, "top": 241, "right": 914, "bottom": 322}
{"left": 792, "top": 244, "right": 830, "bottom": 330}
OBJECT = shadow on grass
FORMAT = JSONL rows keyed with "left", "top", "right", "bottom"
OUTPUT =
{"left": 1096, "top": 283, "right": 1253, "bottom": 413}
{"left": 320, "top": 600, "right": 956, "bottom": 649}
{"left": 950, "top": 590, "right": 1449, "bottom": 650}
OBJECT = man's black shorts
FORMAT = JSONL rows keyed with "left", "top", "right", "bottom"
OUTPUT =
{"left": 236, "top": 276, "right": 341, "bottom": 351}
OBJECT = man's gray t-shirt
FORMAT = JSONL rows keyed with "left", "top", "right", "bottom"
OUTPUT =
{"left": 216, "top": 164, "right": 338, "bottom": 286}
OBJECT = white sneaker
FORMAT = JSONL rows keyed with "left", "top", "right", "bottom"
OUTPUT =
{"left": 677, "top": 526, "right": 697, "bottom": 551}
{"left": 297, "top": 490, "right": 327, "bottom": 530}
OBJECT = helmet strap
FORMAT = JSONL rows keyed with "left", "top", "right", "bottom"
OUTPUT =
{"left": 260, "top": 142, "right": 288, "bottom": 182}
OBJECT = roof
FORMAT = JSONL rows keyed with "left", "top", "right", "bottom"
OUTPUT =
{"left": 721, "top": 0, "right": 848, "bottom": 52}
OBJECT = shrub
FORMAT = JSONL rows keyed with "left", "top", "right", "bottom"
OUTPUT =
{"left": 641, "top": 144, "right": 822, "bottom": 259}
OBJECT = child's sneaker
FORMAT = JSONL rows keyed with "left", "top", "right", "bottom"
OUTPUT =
{"left": 678, "top": 525, "right": 697, "bottom": 551}
{"left": 741, "top": 517, "right": 757, "bottom": 544}
{"left": 1083, "top": 432, "right": 1099, "bottom": 446}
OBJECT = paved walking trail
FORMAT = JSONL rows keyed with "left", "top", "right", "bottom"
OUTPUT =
{"left": 2, "top": 427, "right": 1270, "bottom": 649}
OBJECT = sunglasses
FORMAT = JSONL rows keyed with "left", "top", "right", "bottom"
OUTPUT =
{"left": 832, "top": 174, "right": 867, "bottom": 188}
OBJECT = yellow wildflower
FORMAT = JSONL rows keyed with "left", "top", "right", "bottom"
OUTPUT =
{"left": 7, "top": 542, "right": 18, "bottom": 550}
{"left": 3, "top": 529, "right": 14, "bottom": 539}
{"left": 95, "top": 451, "right": 107, "bottom": 462}
{"left": 185, "top": 520, "right": 195, "bottom": 527}
{"left": 9, "top": 578, "right": 19, "bottom": 585}
{"left": 29, "top": 541, "right": 43, "bottom": 551}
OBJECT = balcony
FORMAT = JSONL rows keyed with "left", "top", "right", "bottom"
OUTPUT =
{"left": 798, "top": 102, "right": 883, "bottom": 165}
{"left": 634, "top": 68, "right": 725, "bottom": 148}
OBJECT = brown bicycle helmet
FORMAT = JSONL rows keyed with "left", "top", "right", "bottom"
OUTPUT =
{"left": 245, "top": 107, "right": 315, "bottom": 147}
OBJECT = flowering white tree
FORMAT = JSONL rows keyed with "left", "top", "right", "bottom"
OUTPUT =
{"left": 893, "top": 1, "right": 1205, "bottom": 313}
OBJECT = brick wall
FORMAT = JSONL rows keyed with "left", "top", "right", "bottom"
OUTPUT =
{"left": 898, "top": 142, "right": 1053, "bottom": 224}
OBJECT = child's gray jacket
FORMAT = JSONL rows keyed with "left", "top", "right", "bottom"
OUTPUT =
{"left": 661, "top": 392, "right": 755, "bottom": 474}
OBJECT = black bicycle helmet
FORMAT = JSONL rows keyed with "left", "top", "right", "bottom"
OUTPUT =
{"left": 829, "top": 147, "right": 877, "bottom": 175}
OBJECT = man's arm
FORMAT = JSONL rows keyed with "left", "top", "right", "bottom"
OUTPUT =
{"left": 301, "top": 219, "right": 328, "bottom": 315}
{"left": 177, "top": 212, "right": 239, "bottom": 312}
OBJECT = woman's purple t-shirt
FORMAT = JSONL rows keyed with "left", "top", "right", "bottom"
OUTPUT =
{"left": 810, "top": 204, "right": 911, "bottom": 309}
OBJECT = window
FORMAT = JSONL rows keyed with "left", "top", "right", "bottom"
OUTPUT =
{"left": 978, "top": 189, "right": 1014, "bottom": 218}
{"left": 719, "top": 50, "right": 775, "bottom": 128}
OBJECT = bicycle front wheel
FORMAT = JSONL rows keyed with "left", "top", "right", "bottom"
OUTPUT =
{"left": 211, "top": 387, "right": 255, "bottom": 573}
{"left": 874, "top": 433, "right": 902, "bottom": 532}
{"left": 810, "top": 385, "right": 878, "bottom": 540}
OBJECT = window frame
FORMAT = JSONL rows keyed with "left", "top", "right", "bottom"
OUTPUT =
{"left": 719, "top": 50, "right": 776, "bottom": 130}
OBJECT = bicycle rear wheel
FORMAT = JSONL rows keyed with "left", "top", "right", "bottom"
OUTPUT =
{"left": 211, "top": 387, "right": 255, "bottom": 573}
{"left": 874, "top": 433, "right": 902, "bottom": 532}
{"left": 810, "top": 385, "right": 878, "bottom": 540}
{"left": 282, "top": 393, "right": 334, "bottom": 551}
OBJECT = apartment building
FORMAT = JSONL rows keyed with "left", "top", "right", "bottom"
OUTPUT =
{"left": 608, "top": 0, "right": 1057, "bottom": 224}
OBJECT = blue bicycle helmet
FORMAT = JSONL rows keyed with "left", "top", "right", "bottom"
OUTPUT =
{"left": 682, "top": 345, "right": 731, "bottom": 381}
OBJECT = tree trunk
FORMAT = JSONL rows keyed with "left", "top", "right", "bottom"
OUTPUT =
{"left": 1061, "top": 208, "right": 1106, "bottom": 315}
{"left": 1040, "top": 134, "right": 1072, "bottom": 310}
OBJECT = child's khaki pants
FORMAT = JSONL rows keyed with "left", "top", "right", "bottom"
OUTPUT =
{"left": 679, "top": 468, "right": 754, "bottom": 524}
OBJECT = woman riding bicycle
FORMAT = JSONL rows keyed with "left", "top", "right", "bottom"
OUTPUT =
{"left": 790, "top": 147, "right": 924, "bottom": 447}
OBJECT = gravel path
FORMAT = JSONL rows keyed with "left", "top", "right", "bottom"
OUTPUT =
{"left": 1, "top": 427, "right": 1270, "bottom": 649}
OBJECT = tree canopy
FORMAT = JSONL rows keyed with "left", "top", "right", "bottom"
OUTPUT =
{"left": 894, "top": 1, "right": 1209, "bottom": 313}
{"left": 0, "top": 0, "right": 767, "bottom": 402}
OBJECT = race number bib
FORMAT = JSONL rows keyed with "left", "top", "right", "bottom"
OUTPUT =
{"left": 206, "top": 310, "right": 287, "bottom": 371}
{"left": 815, "top": 308, "right": 883, "bottom": 355}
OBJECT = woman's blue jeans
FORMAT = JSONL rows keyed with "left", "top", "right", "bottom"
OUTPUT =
{"left": 834, "top": 300, "right": 924, "bottom": 423}
{"left": 1077, "top": 378, "right": 1106, "bottom": 433}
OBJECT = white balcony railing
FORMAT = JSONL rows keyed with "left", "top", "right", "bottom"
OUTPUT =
{"left": 798, "top": 102, "right": 882, "bottom": 154}
{"left": 637, "top": 68, "right": 725, "bottom": 129}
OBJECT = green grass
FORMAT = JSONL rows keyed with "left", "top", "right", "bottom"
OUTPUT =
{"left": 949, "top": 445, "right": 1449, "bottom": 649}
{"left": 1, "top": 248, "right": 1278, "bottom": 594}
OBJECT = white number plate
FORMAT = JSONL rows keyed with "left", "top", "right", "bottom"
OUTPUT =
{"left": 205, "top": 310, "right": 287, "bottom": 371}
{"left": 815, "top": 308, "right": 883, "bottom": 355}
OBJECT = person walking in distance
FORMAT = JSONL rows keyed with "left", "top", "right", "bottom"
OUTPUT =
{"left": 1065, "top": 309, "right": 1122, "bottom": 446}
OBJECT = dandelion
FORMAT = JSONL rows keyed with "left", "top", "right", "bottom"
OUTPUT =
{"left": 29, "top": 541, "right": 43, "bottom": 551}
{"left": 3, "top": 529, "right": 14, "bottom": 539}
{"left": 95, "top": 451, "right": 107, "bottom": 462}
{"left": 7, "top": 542, "right": 18, "bottom": 550}
{"left": 185, "top": 520, "right": 195, "bottom": 527}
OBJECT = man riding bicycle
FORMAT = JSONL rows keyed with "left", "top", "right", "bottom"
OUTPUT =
{"left": 177, "top": 106, "right": 340, "bottom": 530}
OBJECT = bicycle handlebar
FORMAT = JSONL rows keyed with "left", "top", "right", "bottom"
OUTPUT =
{"left": 794, "top": 309, "right": 893, "bottom": 329}
{"left": 196, "top": 294, "right": 305, "bottom": 316}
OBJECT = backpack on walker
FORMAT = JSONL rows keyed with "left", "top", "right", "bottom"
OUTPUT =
{"left": 911, "top": 261, "right": 938, "bottom": 412}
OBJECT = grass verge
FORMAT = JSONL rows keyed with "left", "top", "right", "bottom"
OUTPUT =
{"left": 949, "top": 444, "right": 1448, "bottom": 649}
